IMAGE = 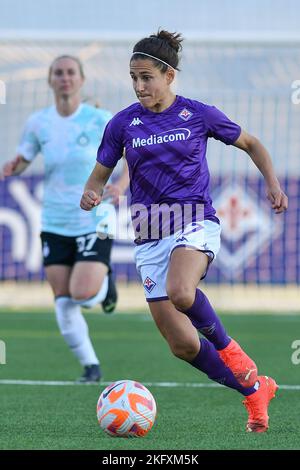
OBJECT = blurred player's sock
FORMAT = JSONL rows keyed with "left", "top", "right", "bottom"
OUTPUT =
{"left": 182, "top": 289, "right": 230, "bottom": 349}
{"left": 189, "top": 338, "right": 257, "bottom": 396}
{"left": 55, "top": 296, "right": 100, "bottom": 367}
{"left": 74, "top": 275, "right": 109, "bottom": 308}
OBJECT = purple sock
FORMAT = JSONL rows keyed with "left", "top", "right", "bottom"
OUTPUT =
{"left": 182, "top": 289, "right": 230, "bottom": 350}
{"left": 189, "top": 338, "right": 256, "bottom": 396}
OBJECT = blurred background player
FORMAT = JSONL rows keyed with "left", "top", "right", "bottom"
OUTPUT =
{"left": 1, "top": 55, "right": 129, "bottom": 383}
{"left": 80, "top": 30, "right": 288, "bottom": 430}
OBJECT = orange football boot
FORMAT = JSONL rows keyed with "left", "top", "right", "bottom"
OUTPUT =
{"left": 243, "top": 375, "right": 278, "bottom": 433}
{"left": 218, "top": 338, "right": 258, "bottom": 387}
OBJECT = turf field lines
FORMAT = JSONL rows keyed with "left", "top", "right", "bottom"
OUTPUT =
{"left": 0, "top": 379, "right": 299, "bottom": 390}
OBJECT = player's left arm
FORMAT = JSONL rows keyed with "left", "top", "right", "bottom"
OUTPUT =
{"left": 233, "top": 130, "right": 288, "bottom": 213}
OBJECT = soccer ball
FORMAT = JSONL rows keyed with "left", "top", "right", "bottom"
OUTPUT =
{"left": 96, "top": 380, "right": 157, "bottom": 437}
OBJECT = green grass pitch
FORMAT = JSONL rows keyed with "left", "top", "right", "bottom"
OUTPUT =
{"left": 0, "top": 309, "right": 300, "bottom": 450}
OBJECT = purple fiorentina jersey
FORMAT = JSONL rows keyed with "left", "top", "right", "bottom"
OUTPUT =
{"left": 97, "top": 95, "right": 241, "bottom": 239}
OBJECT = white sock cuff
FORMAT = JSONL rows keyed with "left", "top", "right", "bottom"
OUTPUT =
{"left": 55, "top": 295, "right": 72, "bottom": 306}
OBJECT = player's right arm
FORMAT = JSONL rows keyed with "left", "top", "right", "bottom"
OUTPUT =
{"left": 80, "top": 162, "right": 113, "bottom": 211}
{"left": 1, "top": 111, "right": 41, "bottom": 180}
{"left": 0, "top": 154, "right": 30, "bottom": 179}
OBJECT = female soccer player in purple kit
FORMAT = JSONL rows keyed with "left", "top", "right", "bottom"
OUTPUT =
{"left": 81, "top": 30, "right": 288, "bottom": 432}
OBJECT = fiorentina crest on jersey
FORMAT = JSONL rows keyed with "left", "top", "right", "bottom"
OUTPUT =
{"left": 143, "top": 276, "right": 156, "bottom": 293}
{"left": 178, "top": 108, "right": 193, "bottom": 121}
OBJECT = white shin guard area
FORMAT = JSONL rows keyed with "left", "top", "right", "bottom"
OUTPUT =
{"left": 55, "top": 296, "right": 99, "bottom": 366}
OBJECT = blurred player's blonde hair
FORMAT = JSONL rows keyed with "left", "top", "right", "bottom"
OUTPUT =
{"left": 48, "top": 55, "right": 85, "bottom": 82}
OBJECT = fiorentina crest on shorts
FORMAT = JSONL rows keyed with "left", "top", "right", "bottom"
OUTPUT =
{"left": 143, "top": 276, "right": 156, "bottom": 293}
{"left": 178, "top": 108, "right": 193, "bottom": 121}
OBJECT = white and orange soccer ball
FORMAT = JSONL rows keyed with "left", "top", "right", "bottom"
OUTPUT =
{"left": 96, "top": 380, "right": 157, "bottom": 437}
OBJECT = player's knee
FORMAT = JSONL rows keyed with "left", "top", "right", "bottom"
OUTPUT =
{"left": 70, "top": 287, "right": 98, "bottom": 302}
{"left": 53, "top": 288, "right": 70, "bottom": 297}
{"left": 167, "top": 285, "right": 195, "bottom": 311}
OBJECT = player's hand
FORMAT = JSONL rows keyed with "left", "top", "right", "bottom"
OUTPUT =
{"left": 80, "top": 190, "right": 102, "bottom": 211}
{"left": 103, "top": 184, "right": 124, "bottom": 206}
{"left": 266, "top": 185, "right": 288, "bottom": 213}
{"left": 0, "top": 156, "right": 23, "bottom": 180}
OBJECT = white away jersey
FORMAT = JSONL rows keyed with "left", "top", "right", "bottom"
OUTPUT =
{"left": 17, "top": 103, "right": 112, "bottom": 236}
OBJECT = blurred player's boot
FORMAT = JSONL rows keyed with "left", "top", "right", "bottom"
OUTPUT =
{"left": 101, "top": 271, "right": 118, "bottom": 314}
{"left": 218, "top": 338, "right": 258, "bottom": 387}
{"left": 243, "top": 375, "right": 278, "bottom": 432}
{"left": 76, "top": 364, "right": 101, "bottom": 383}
